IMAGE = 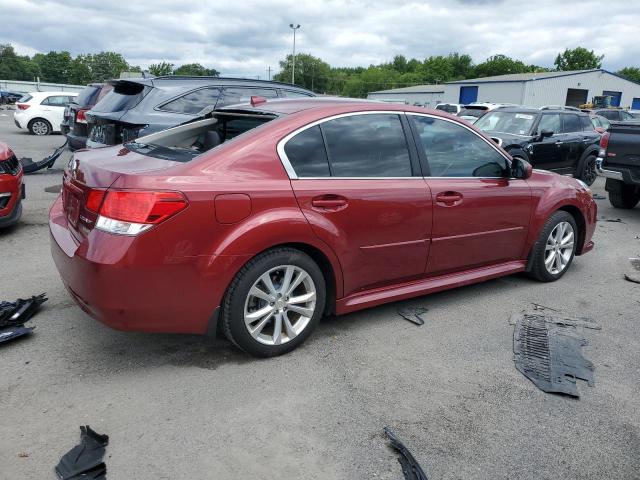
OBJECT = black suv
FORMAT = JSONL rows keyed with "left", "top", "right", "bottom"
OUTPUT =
{"left": 474, "top": 107, "right": 601, "bottom": 184}
{"left": 591, "top": 109, "right": 636, "bottom": 122}
{"left": 85, "top": 76, "right": 315, "bottom": 147}
{"left": 61, "top": 83, "right": 113, "bottom": 150}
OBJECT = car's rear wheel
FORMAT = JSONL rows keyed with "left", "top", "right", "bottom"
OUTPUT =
{"left": 577, "top": 154, "right": 597, "bottom": 186}
{"left": 527, "top": 211, "right": 578, "bottom": 282}
{"left": 609, "top": 185, "right": 640, "bottom": 209}
{"left": 28, "top": 118, "right": 52, "bottom": 136}
{"left": 221, "top": 248, "right": 326, "bottom": 357}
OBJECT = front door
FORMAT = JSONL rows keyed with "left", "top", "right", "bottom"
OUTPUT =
{"left": 281, "top": 113, "right": 432, "bottom": 296}
{"left": 409, "top": 113, "right": 532, "bottom": 275}
{"left": 530, "top": 113, "right": 565, "bottom": 171}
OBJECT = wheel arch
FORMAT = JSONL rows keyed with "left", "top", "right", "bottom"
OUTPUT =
{"left": 575, "top": 145, "right": 599, "bottom": 176}
{"left": 27, "top": 117, "right": 52, "bottom": 132}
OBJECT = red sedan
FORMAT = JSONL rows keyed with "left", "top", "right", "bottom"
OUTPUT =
{"left": 50, "top": 99, "right": 596, "bottom": 356}
{"left": 0, "top": 142, "right": 24, "bottom": 228}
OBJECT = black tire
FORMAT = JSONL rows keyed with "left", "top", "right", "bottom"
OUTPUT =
{"left": 577, "top": 153, "right": 598, "bottom": 186}
{"left": 221, "top": 247, "right": 326, "bottom": 357}
{"left": 609, "top": 186, "right": 640, "bottom": 209}
{"left": 28, "top": 118, "right": 52, "bottom": 136}
{"left": 527, "top": 211, "right": 578, "bottom": 282}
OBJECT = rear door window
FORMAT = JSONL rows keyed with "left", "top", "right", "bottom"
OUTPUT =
{"left": 279, "top": 90, "right": 313, "bottom": 98}
{"left": 283, "top": 125, "right": 331, "bottom": 177}
{"left": 42, "top": 95, "right": 70, "bottom": 106}
{"left": 321, "top": 114, "right": 413, "bottom": 177}
{"left": 561, "top": 114, "right": 582, "bottom": 133}
{"left": 598, "top": 110, "right": 619, "bottom": 120}
{"left": 218, "top": 87, "right": 279, "bottom": 107}
{"left": 160, "top": 88, "right": 221, "bottom": 114}
{"left": 580, "top": 115, "right": 593, "bottom": 131}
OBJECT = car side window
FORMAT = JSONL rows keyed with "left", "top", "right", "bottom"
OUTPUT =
{"left": 562, "top": 114, "right": 582, "bottom": 133}
{"left": 321, "top": 114, "right": 413, "bottom": 177}
{"left": 580, "top": 115, "right": 593, "bottom": 131}
{"left": 279, "top": 90, "right": 313, "bottom": 98}
{"left": 42, "top": 95, "right": 68, "bottom": 106}
{"left": 537, "top": 114, "right": 561, "bottom": 134}
{"left": 599, "top": 110, "right": 618, "bottom": 120}
{"left": 218, "top": 87, "right": 279, "bottom": 107}
{"left": 621, "top": 110, "right": 634, "bottom": 120}
{"left": 160, "top": 88, "right": 221, "bottom": 114}
{"left": 412, "top": 115, "right": 508, "bottom": 177}
{"left": 284, "top": 126, "right": 331, "bottom": 177}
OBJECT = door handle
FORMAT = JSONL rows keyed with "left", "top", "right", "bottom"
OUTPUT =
{"left": 435, "top": 191, "right": 463, "bottom": 206}
{"left": 311, "top": 195, "right": 348, "bottom": 211}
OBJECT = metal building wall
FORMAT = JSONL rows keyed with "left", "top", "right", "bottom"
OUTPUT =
{"left": 441, "top": 82, "right": 525, "bottom": 104}
{"left": 523, "top": 71, "right": 640, "bottom": 108}
{"left": 0, "top": 79, "right": 86, "bottom": 94}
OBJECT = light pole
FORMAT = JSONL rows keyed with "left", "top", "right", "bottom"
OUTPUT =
{"left": 289, "top": 23, "right": 300, "bottom": 85}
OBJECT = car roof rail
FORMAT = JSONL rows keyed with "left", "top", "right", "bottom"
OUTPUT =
{"left": 539, "top": 105, "right": 580, "bottom": 111}
{"left": 151, "top": 75, "right": 312, "bottom": 90}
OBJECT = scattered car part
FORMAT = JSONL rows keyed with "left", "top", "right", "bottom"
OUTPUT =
{"left": 513, "top": 312, "right": 596, "bottom": 397}
{"left": 629, "top": 258, "right": 640, "bottom": 271}
{"left": 0, "top": 326, "right": 34, "bottom": 344}
{"left": 624, "top": 274, "right": 640, "bottom": 284}
{"left": 20, "top": 140, "right": 67, "bottom": 174}
{"left": 383, "top": 427, "right": 428, "bottom": 480}
{"left": 397, "top": 307, "right": 428, "bottom": 326}
{"left": 55, "top": 425, "right": 108, "bottom": 480}
{"left": 0, "top": 294, "right": 48, "bottom": 329}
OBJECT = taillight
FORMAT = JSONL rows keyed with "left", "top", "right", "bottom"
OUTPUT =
{"left": 598, "top": 132, "right": 611, "bottom": 158}
{"left": 93, "top": 190, "right": 187, "bottom": 235}
{"left": 75, "top": 109, "right": 88, "bottom": 124}
{"left": 16, "top": 104, "right": 30, "bottom": 110}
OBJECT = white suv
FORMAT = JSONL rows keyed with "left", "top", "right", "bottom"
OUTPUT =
{"left": 14, "top": 91, "right": 78, "bottom": 135}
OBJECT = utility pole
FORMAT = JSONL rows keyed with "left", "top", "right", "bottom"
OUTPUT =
{"left": 289, "top": 23, "right": 300, "bottom": 84}
{"left": 267, "top": 66, "right": 272, "bottom": 80}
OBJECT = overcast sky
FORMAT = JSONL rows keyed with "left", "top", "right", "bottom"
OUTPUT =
{"left": 2, "top": 0, "right": 639, "bottom": 78}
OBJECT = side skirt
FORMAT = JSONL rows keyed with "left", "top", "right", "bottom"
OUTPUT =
{"left": 336, "top": 260, "right": 527, "bottom": 315}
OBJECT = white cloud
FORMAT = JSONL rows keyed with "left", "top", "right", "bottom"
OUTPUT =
{"left": 1, "top": 0, "right": 639, "bottom": 78}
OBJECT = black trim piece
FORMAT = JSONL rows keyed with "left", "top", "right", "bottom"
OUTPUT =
{"left": 406, "top": 114, "right": 431, "bottom": 177}
{"left": 399, "top": 114, "right": 422, "bottom": 177}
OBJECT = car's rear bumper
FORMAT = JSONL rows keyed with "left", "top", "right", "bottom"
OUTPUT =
{"left": 49, "top": 196, "right": 243, "bottom": 334}
{"left": 597, "top": 158, "right": 640, "bottom": 185}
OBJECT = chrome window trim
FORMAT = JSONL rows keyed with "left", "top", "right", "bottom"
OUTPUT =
{"left": 277, "top": 110, "right": 512, "bottom": 180}
{"left": 276, "top": 110, "right": 414, "bottom": 180}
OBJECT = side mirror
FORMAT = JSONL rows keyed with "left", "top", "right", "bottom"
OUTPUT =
{"left": 511, "top": 157, "right": 533, "bottom": 179}
{"left": 540, "top": 129, "right": 553, "bottom": 138}
{"left": 490, "top": 136, "right": 503, "bottom": 147}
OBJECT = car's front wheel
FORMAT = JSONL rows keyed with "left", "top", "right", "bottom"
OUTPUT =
{"left": 527, "top": 211, "right": 578, "bottom": 282}
{"left": 28, "top": 118, "right": 52, "bottom": 136}
{"left": 221, "top": 248, "right": 326, "bottom": 357}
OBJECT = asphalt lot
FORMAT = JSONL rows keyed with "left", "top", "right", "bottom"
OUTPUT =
{"left": 1, "top": 109, "right": 639, "bottom": 480}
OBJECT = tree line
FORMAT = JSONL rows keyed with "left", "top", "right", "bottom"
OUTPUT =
{"left": 2, "top": 43, "right": 639, "bottom": 98}
{"left": 0, "top": 44, "right": 219, "bottom": 85}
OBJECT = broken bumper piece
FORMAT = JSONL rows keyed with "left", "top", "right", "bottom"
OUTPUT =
{"left": 55, "top": 425, "right": 109, "bottom": 480}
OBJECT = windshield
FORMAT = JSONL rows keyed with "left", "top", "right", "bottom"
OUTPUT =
{"left": 458, "top": 108, "right": 485, "bottom": 118}
{"left": 475, "top": 111, "right": 536, "bottom": 136}
{"left": 73, "top": 85, "right": 101, "bottom": 106}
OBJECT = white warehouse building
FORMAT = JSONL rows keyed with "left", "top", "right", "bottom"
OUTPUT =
{"left": 368, "top": 69, "right": 640, "bottom": 109}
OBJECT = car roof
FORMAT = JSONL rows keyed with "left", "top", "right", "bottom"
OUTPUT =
{"left": 489, "top": 107, "right": 587, "bottom": 116}
{"left": 112, "top": 76, "right": 314, "bottom": 94}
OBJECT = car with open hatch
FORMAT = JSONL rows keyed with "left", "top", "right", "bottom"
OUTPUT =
{"left": 474, "top": 107, "right": 602, "bottom": 185}
{"left": 50, "top": 98, "right": 596, "bottom": 357}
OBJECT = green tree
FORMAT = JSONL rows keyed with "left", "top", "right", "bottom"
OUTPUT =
{"left": 89, "top": 52, "right": 131, "bottom": 81}
{"left": 421, "top": 55, "right": 454, "bottom": 83}
{"left": 554, "top": 47, "right": 603, "bottom": 71}
{"left": 33, "top": 51, "right": 73, "bottom": 83}
{"left": 173, "top": 63, "right": 219, "bottom": 76}
{"left": 148, "top": 61, "right": 174, "bottom": 76}
{"left": 68, "top": 55, "right": 92, "bottom": 84}
{"left": 274, "top": 53, "right": 332, "bottom": 92}
{"left": 447, "top": 53, "right": 474, "bottom": 79}
{"left": 392, "top": 55, "right": 408, "bottom": 73}
{"left": 617, "top": 67, "right": 640, "bottom": 83}
{"left": 0, "top": 44, "right": 39, "bottom": 81}
{"left": 475, "top": 54, "right": 530, "bottom": 77}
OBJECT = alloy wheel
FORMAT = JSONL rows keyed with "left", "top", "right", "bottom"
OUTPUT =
{"left": 544, "top": 221, "right": 575, "bottom": 275}
{"left": 243, "top": 265, "right": 317, "bottom": 346}
{"left": 32, "top": 121, "right": 49, "bottom": 135}
{"left": 582, "top": 156, "right": 597, "bottom": 185}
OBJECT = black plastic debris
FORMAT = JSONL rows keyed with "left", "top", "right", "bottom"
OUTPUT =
{"left": 384, "top": 427, "right": 428, "bottom": 480}
{"left": 513, "top": 313, "right": 596, "bottom": 397}
{"left": 0, "top": 326, "right": 34, "bottom": 343}
{"left": 20, "top": 140, "right": 67, "bottom": 174}
{"left": 0, "top": 294, "right": 47, "bottom": 345}
{"left": 55, "top": 426, "right": 109, "bottom": 480}
{"left": 397, "top": 307, "right": 428, "bottom": 326}
{"left": 593, "top": 193, "right": 606, "bottom": 200}
{"left": 624, "top": 274, "right": 640, "bottom": 284}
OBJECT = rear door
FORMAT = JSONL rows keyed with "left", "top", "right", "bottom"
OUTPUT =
{"left": 559, "top": 113, "right": 584, "bottom": 171}
{"left": 41, "top": 95, "right": 72, "bottom": 132}
{"left": 283, "top": 112, "right": 433, "bottom": 296}
{"left": 409, "top": 113, "right": 532, "bottom": 275}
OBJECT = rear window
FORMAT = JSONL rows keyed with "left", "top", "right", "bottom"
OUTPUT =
{"left": 91, "top": 82, "right": 149, "bottom": 113}
{"left": 18, "top": 94, "right": 32, "bottom": 103}
{"left": 280, "top": 90, "right": 313, "bottom": 98}
{"left": 73, "top": 85, "right": 101, "bottom": 106}
{"left": 458, "top": 108, "right": 485, "bottom": 118}
{"left": 159, "top": 88, "right": 220, "bottom": 114}
{"left": 436, "top": 104, "right": 457, "bottom": 113}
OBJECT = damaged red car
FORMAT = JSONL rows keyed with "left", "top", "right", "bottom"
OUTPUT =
{"left": 50, "top": 98, "right": 597, "bottom": 356}
{"left": 0, "top": 142, "right": 24, "bottom": 228}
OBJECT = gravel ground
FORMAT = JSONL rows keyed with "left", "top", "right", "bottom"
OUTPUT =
{"left": 1, "top": 110, "right": 639, "bottom": 479}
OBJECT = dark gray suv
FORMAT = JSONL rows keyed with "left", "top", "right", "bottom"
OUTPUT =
{"left": 85, "top": 76, "right": 315, "bottom": 147}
